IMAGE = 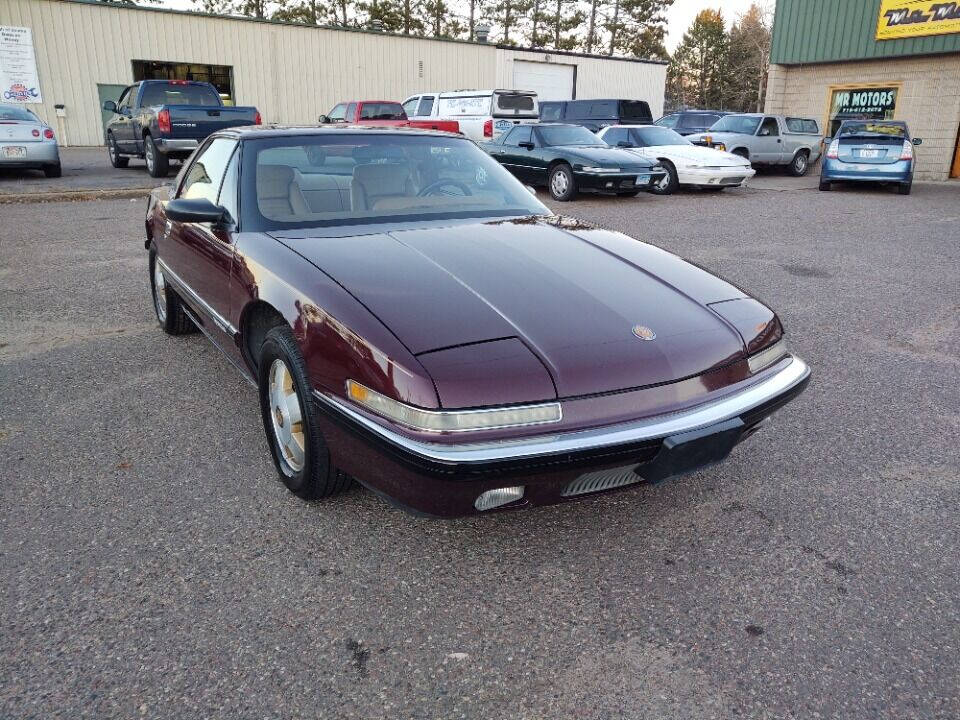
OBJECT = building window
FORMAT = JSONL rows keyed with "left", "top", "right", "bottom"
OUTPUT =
{"left": 132, "top": 60, "right": 235, "bottom": 105}
{"left": 828, "top": 86, "right": 898, "bottom": 136}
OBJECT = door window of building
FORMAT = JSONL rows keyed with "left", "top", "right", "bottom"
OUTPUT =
{"left": 829, "top": 87, "right": 898, "bottom": 136}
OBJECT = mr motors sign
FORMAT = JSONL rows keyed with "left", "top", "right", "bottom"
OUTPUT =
{"left": 877, "top": 0, "right": 960, "bottom": 40}
{"left": 831, "top": 88, "right": 897, "bottom": 115}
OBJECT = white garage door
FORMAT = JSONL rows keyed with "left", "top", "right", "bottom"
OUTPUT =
{"left": 512, "top": 60, "right": 575, "bottom": 101}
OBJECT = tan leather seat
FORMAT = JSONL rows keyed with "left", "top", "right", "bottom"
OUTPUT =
{"left": 256, "top": 164, "right": 295, "bottom": 218}
{"left": 351, "top": 163, "right": 415, "bottom": 211}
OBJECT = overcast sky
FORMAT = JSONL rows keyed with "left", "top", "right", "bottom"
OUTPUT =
{"left": 157, "top": 0, "right": 763, "bottom": 53}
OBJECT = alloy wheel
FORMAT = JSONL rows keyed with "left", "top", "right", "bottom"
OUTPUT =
{"left": 145, "top": 140, "right": 155, "bottom": 173}
{"left": 153, "top": 262, "right": 167, "bottom": 322}
{"left": 268, "top": 359, "right": 305, "bottom": 473}
{"left": 551, "top": 170, "right": 568, "bottom": 196}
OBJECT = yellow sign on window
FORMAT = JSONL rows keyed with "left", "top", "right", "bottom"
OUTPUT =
{"left": 877, "top": 0, "right": 960, "bottom": 40}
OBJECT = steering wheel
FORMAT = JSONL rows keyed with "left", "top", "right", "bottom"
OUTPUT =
{"left": 417, "top": 179, "right": 473, "bottom": 197}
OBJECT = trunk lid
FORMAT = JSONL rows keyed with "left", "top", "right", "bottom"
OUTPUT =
{"left": 0, "top": 121, "right": 43, "bottom": 142}
{"left": 837, "top": 135, "right": 905, "bottom": 164}
{"left": 276, "top": 219, "right": 745, "bottom": 398}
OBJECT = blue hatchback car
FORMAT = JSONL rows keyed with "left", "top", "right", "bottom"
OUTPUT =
{"left": 820, "top": 120, "right": 922, "bottom": 195}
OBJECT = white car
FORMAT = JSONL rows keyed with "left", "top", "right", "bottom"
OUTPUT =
{"left": 402, "top": 90, "right": 539, "bottom": 143}
{"left": 597, "top": 124, "right": 755, "bottom": 194}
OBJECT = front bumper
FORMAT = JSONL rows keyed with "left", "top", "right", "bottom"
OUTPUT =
{"left": 153, "top": 138, "right": 199, "bottom": 155}
{"left": 677, "top": 165, "right": 756, "bottom": 187}
{"left": 0, "top": 140, "right": 59, "bottom": 168}
{"left": 312, "top": 355, "right": 811, "bottom": 517}
{"left": 575, "top": 169, "right": 666, "bottom": 193}
{"left": 821, "top": 158, "right": 912, "bottom": 183}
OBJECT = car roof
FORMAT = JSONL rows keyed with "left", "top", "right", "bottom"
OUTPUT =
{"left": 215, "top": 124, "right": 465, "bottom": 140}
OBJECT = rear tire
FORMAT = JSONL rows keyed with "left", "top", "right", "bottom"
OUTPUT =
{"left": 819, "top": 179, "right": 832, "bottom": 191}
{"left": 648, "top": 161, "right": 678, "bottom": 195}
{"left": 107, "top": 133, "right": 129, "bottom": 168}
{"left": 548, "top": 163, "right": 577, "bottom": 201}
{"left": 898, "top": 181, "right": 912, "bottom": 195}
{"left": 258, "top": 325, "right": 352, "bottom": 500}
{"left": 43, "top": 162, "right": 61, "bottom": 178}
{"left": 787, "top": 151, "right": 809, "bottom": 177}
{"left": 150, "top": 252, "right": 195, "bottom": 335}
{"left": 144, "top": 135, "right": 169, "bottom": 178}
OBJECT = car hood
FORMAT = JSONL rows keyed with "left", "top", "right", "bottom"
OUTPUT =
{"left": 686, "top": 131, "right": 747, "bottom": 143}
{"left": 631, "top": 144, "right": 751, "bottom": 166}
{"left": 275, "top": 217, "right": 748, "bottom": 399}
{"left": 554, "top": 145, "right": 657, "bottom": 168}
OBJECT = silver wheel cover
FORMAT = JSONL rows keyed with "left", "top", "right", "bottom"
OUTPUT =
{"left": 551, "top": 169, "right": 568, "bottom": 196}
{"left": 268, "top": 359, "right": 305, "bottom": 473}
{"left": 153, "top": 262, "right": 167, "bottom": 322}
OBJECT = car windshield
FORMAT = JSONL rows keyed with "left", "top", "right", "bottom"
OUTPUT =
{"left": 839, "top": 122, "right": 906, "bottom": 138}
{"left": 359, "top": 103, "right": 405, "bottom": 120}
{"left": 709, "top": 115, "right": 761, "bottom": 134}
{"left": 633, "top": 127, "right": 691, "bottom": 146}
{"left": 0, "top": 105, "right": 38, "bottom": 121}
{"left": 141, "top": 83, "right": 222, "bottom": 106}
{"left": 243, "top": 134, "right": 549, "bottom": 231}
{"left": 537, "top": 125, "right": 605, "bottom": 147}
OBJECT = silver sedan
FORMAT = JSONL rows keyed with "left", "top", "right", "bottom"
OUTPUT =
{"left": 0, "top": 103, "right": 61, "bottom": 178}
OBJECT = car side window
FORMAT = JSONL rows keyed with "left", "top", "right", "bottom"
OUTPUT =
{"left": 117, "top": 87, "right": 132, "bottom": 113}
{"left": 327, "top": 103, "right": 347, "bottom": 121}
{"left": 759, "top": 117, "right": 780, "bottom": 136}
{"left": 603, "top": 128, "right": 629, "bottom": 146}
{"left": 417, "top": 95, "right": 435, "bottom": 116}
{"left": 402, "top": 97, "right": 419, "bottom": 116}
{"left": 345, "top": 103, "right": 357, "bottom": 122}
{"left": 179, "top": 137, "right": 238, "bottom": 205}
{"left": 656, "top": 114, "right": 678, "bottom": 128}
{"left": 503, "top": 126, "right": 532, "bottom": 146}
{"left": 216, "top": 148, "right": 240, "bottom": 225}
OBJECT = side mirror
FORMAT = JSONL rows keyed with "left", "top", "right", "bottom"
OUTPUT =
{"left": 102, "top": 100, "right": 117, "bottom": 113}
{"left": 166, "top": 197, "right": 225, "bottom": 224}
{"left": 519, "top": 141, "right": 535, "bottom": 150}
{"left": 616, "top": 141, "right": 635, "bottom": 148}
{"left": 318, "top": 114, "right": 330, "bottom": 124}
{"left": 913, "top": 137, "right": 922, "bottom": 146}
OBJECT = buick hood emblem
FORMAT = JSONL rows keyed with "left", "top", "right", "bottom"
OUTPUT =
{"left": 632, "top": 325, "right": 656, "bottom": 341}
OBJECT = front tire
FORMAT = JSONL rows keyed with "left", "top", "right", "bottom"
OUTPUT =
{"left": 649, "top": 161, "right": 678, "bottom": 195}
{"left": 107, "top": 133, "right": 129, "bottom": 168}
{"left": 548, "top": 164, "right": 577, "bottom": 201}
{"left": 144, "top": 135, "right": 169, "bottom": 178}
{"left": 150, "top": 252, "right": 194, "bottom": 335}
{"left": 258, "top": 325, "right": 351, "bottom": 500}
{"left": 787, "top": 151, "right": 809, "bottom": 177}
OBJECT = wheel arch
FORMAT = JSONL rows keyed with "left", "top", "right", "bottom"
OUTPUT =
{"left": 731, "top": 147, "right": 750, "bottom": 159}
{"left": 239, "top": 300, "right": 289, "bottom": 378}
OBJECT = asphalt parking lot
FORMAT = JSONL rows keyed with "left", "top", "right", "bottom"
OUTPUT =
{"left": 1, "top": 177, "right": 958, "bottom": 718}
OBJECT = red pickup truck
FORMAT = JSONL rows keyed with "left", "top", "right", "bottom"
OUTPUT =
{"left": 320, "top": 100, "right": 459, "bottom": 134}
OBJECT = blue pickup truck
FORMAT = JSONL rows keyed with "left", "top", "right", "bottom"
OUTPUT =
{"left": 102, "top": 80, "right": 260, "bottom": 177}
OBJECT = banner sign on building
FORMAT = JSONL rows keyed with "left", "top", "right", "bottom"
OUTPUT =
{"left": 831, "top": 88, "right": 898, "bottom": 116}
{"left": 877, "top": 0, "right": 960, "bottom": 40}
{"left": 0, "top": 26, "right": 43, "bottom": 103}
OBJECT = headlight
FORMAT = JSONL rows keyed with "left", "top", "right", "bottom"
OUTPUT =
{"left": 747, "top": 341, "right": 789, "bottom": 374}
{"left": 345, "top": 380, "right": 562, "bottom": 433}
{"left": 581, "top": 166, "right": 621, "bottom": 173}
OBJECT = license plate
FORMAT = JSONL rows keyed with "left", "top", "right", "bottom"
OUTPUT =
{"left": 859, "top": 149, "right": 881, "bottom": 158}
{"left": 3, "top": 146, "right": 26, "bottom": 158}
{"left": 636, "top": 175, "right": 650, "bottom": 184}
{"left": 494, "top": 120, "right": 514, "bottom": 132}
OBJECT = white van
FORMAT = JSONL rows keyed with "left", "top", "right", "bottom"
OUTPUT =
{"left": 402, "top": 89, "right": 539, "bottom": 143}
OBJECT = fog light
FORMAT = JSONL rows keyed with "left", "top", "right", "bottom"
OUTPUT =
{"left": 475, "top": 486, "right": 524, "bottom": 511}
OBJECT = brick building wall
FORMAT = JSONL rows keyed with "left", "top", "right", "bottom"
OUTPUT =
{"left": 765, "top": 56, "right": 960, "bottom": 181}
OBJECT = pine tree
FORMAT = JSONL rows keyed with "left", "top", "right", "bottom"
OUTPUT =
{"left": 666, "top": 9, "right": 728, "bottom": 109}
{"left": 725, "top": 3, "right": 772, "bottom": 111}
{"left": 421, "top": 0, "right": 463, "bottom": 37}
{"left": 606, "top": 0, "right": 671, "bottom": 59}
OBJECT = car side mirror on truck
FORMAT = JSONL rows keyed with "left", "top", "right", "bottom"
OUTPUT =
{"left": 102, "top": 100, "right": 117, "bottom": 113}
{"left": 166, "top": 198, "right": 226, "bottom": 225}
{"left": 318, "top": 114, "right": 330, "bottom": 124}
{"left": 913, "top": 137, "right": 923, "bottom": 146}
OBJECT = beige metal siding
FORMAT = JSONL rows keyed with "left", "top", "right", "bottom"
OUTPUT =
{"left": 1, "top": 0, "right": 666, "bottom": 145}
{"left": 496, "top": 49, "right": 667, "bottom": 118}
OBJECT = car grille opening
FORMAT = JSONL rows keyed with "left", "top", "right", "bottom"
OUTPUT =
{"left": 561, "top": 465, "right": 644, "bottom": 498}
{"left": 719, "top": 176, "right": 746, "bottom": 185}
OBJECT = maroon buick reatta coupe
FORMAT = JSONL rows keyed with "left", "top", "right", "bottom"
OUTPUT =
{"left": 145, "top": 125, "right": 810, "bottom": 517}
